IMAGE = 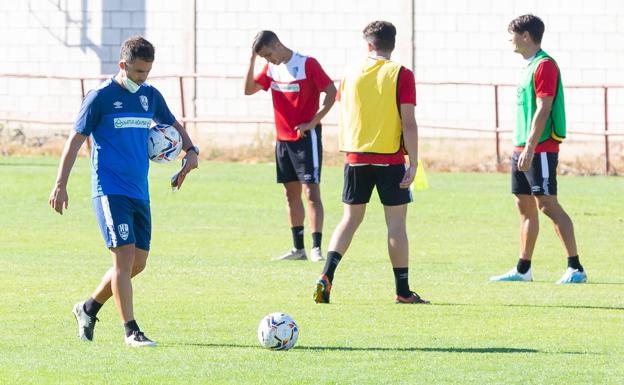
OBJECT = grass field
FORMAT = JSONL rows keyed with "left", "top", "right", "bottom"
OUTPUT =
{"left": 0, "top": 156, "right": 622, "bottom": 385}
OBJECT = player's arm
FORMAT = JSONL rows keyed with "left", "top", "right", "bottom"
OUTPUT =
{"left": 295, "top": 82, "right": 337, "bottom": 137}
{"left": 171, "top": 121, "right": 199, "bottom": 186}
{"left": 244, "top": 50, "right": 263, "bottom": 95}
{"left": 517, "top": 60, "right": 557, "bottom": 171}
{"left": 517, "top": 96, "right": 553, "bottom": 171}
{"left": 49, "top": 131, "right": 88, "bottom": 215}
{"left": 526, "top": 96, "right": 554, "bottom": 151}
{"left": 399, "top": 103, "right": 418, "bottom": 189}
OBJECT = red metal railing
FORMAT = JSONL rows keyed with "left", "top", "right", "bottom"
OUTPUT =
{"left": 1, "top": 73, "right": 622, "bottom": 174}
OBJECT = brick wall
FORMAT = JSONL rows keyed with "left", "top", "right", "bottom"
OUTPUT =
{"left": 1, "top": 0, "right": 623, "bottom": 143}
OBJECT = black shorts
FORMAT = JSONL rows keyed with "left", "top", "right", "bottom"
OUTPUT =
{"left": 342, "top": 164, "right": 413, "bottom": 206}
{"left": 275, "top": 125, "right": 322, "bottom": 184}
{"left": 511, "top": 152, "right": 558, "bottom": 196}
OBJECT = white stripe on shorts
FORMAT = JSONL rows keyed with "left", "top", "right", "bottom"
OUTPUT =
{"left": 310, "top": 128, "right": 320, "bottom": 183}
{"left": 100, "top": 195, "right": 118, "bottom": 247}
{"left": 540, "top": 152, "right": 550, "bottom": 195}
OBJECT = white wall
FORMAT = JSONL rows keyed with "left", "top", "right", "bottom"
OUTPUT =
{"left": 1, "top": 0, "right": 623, "bottom": 143}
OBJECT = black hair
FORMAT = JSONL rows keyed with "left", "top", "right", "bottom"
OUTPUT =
{"left": 363, "top": 21, "right": 396, "bottom": 51}
{"left": 119, "top": 36, "right": 155, "bottom": 63}
{"left": 252, "top": 31, "right": 279, "bottom": 53}
{"left": 508, "top": 14, "right": 545, "bottom": 44}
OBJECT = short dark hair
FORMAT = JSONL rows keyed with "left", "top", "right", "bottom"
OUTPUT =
{"left": 119, "top": 36, "right": 155, "bottom": 63}
{"left": 253, "top": 31, "right": 279, "bottom": 53}
{"left": 508, "top": 14, "right": 545, "bottom": 44}
{"left": 363, "top": 21, "right": 396, "bottom": 52}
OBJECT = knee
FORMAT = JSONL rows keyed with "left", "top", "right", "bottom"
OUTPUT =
{"left": 387, "top": 221, "right": 407, "bottom": 237}
{"left": 537, "top": 200, "right": 558, "bottom": 217}
{"left": 342, "top": 214, "right": 364, "bottom": 230}
{"left": 284, "top": 189, "right": 299, "bottom": 204}
{"left": 304, "top": 186, "right": 321, "bottom": 204}
{"left": 132, "top": 261, "right": 147, "bottom": 276}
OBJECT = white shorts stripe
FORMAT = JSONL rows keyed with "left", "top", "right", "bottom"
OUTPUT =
{"left": 310, "top": 128, "right": 320, "bottom": 183}
{"left": 100, "top": 195, "right": 118, "bottom": 247}
{"left": 540, "top": 153, "right": 550, "bottom": 195}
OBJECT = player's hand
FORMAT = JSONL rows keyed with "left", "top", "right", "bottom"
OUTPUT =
{"left": 49, "top": 185, "right": 69, "bottom": 215}
{"left": 295, "top": 122, "right": 315, "bottom": 139}
{"left": 517, "top": 149, "right": 534, "bottom": 172}
{"left": 177, "top": 151, "right": 199, "bottom": 189}
{"left": 400, "top": 164, "right": 417, "bottom": 189}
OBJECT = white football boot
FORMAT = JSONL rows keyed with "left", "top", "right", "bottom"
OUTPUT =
{"left": 489, "top": 267, "right": 533, "bottom": 282}
{"left": 272, "top": 248, "right": 307, "bottom": 261}
{"left": 310, "top": 247, "right": 325, "bottom": 262}
{"left": 125, "top": 331, "right": 157, "bottom": 347}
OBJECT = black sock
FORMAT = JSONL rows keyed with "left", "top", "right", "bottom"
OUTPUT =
{"left": 516, "top": 259, "right": 531, "bottom": 274}
{"left": 312, "top": 232, "right": 322, "bottom": 249}
{"left": 124, "top": 320, "right": 140, "bottom": 337}
{"left": 567, "top": 255, "right": 584, "bottom": 272}
{"left": 83, "top": 297, "right": 103, "bottom": 318}
{"left": 393, "top": 267, "right": 411, "bottom": 297}
{"left": 322, "top": 251, "right": 342, "bottom": 283}
{"left": 291, "top": 226, "right": 304, "bottom": 250}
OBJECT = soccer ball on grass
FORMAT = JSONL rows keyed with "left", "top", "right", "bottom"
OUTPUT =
{"left": 257, "top": 312, "right": 299, "bottom": 350}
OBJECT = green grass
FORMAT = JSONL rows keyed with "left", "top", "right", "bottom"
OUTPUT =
{"left": 0, "top": 156, "right": 622, "bottom": 385}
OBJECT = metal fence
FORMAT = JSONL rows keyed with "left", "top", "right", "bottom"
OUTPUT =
{"left": 1, "top": 73, "right": 622, "bottom": 174}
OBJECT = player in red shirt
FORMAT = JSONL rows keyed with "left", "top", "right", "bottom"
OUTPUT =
{"left": 244, "top": 31, "right": 336, "bottom": 262}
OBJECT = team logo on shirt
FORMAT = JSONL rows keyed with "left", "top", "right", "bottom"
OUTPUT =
{"left": 113, "top": 117, "right": 152, "bottom": 129}
{"left": 113, "top": 101, "right": 123, "bottom": 109}
{"left": 270, "top": 82, "right": 300, "bottom": 93}
{"left": 118, "top": 223, "right": 129, "bottom": 240}
{"left": 139, "top": 95, "right": 149, "bottom": 111}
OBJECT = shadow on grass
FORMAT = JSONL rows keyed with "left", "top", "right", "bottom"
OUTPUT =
{"left": 434, "top": 302, "right": 623, "bottom": 311}
{"left": 164, "top": 342, "right": 593, "bottom": 355}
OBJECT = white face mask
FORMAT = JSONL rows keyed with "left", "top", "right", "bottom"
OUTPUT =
{"left": 123, "top": 73, "right": 141, "bottom": 93}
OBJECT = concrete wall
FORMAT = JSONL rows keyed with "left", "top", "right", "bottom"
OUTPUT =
{"left": 1, "top": 0, "right": 623, "bottom": 144}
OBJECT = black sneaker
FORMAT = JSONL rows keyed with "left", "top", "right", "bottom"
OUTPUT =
{"left": 125, "top": 330, "right": 157, "bottom": 347}
{"left": 72, "top": 301, "right": 98, "bottom": 341}
{"left": 395, "top": 291, "right": 430, "bottom": 304}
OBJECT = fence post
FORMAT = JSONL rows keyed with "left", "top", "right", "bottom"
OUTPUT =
{"left": 494, "top": 84, "right": 500, "bottom": 166}
{"left": 603, "top": 86, "right": 610, "bottom": 175}
{"left": 179, "top": 76, "right": 186, "bottom": 129}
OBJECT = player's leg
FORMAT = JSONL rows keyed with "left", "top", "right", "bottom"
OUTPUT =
{"left": 314, "top": 165, "right": 372, "bottom": 304}
{"left": 313, "top": 203, "right": 366, "bottom": 304}
{"left": 274, "top": 141, "right": 306, "bottom": 260}
{"left": 301, "top": 125, "right": 324, "bottom": 261}
{"left": 490, "top": 152, "right": 536, "bottom": 282}
{"left": 518, "top": 194, "right": 539, "bottom": 261}
{"left": 327, "top": 203, "right": 367, "bottom": 256}
{"left": 109, "top": 243, "right": 136, "bottom": 324}
{"left": 89, "top": 246, "right": 149, "bottom": 304}
{"left": 303, "top": 183, "right": 324, "bottom": 261}
{"left": 529, "top": 153, "right": 585, "bottom": 283}
{"left": 73, "top": 195, "right": 134, "bottom": 341}
{"left": 378, "top": 165, "right": 428, "bottom": 304}
{"left": 536, "top": 195, "right": 577, "bottom": 257}
{"left": 109, "top": 245, "right": 155, "bottom": 347}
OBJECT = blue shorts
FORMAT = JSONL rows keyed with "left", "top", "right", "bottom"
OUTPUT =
{"left": 93, "top": 195, "right": 151, "bottom": 250}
